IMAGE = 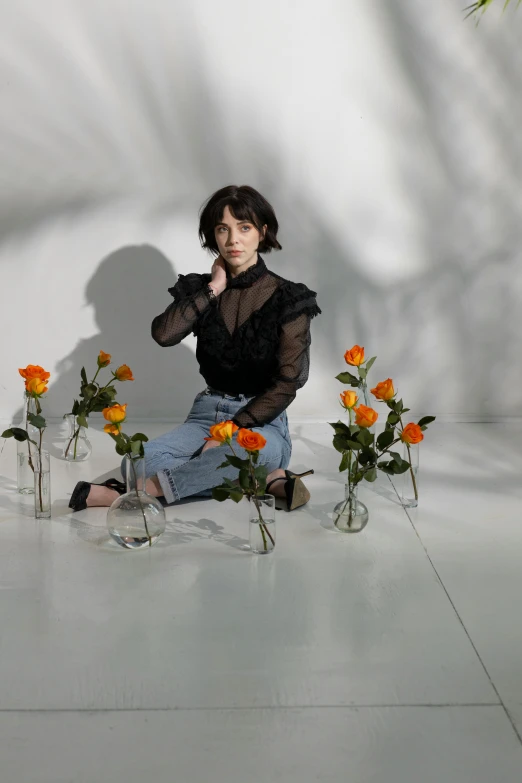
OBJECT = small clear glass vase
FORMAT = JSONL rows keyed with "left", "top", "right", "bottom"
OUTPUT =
{"left": 62, "top": 413, "right": 92, "bottom": 462}
{"left": 333, "top": 482, "right": 369, "bottom": 533}
{"left": 106, "top": 456, "right": 166, "bottom": 549}
{"left": 248, "top": 494, "right": 276, "bottom": 554}
{"left": 399, "top": 442, "right": 419, "bottom": 508}
{"left": 17, "top": 393, "right": 38, "bottom": 494}
{"left": 34, "top": 450, "right": 51, "bottom": 519}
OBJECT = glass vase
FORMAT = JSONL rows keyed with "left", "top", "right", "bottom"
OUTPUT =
{"left": 106, "top": 456, "right": 166, "bottom": 549}
{"left": 34, "top": 450, "right": 51, "bottom": 519}
{"left": 17, "top": 393, "right": 38, "bottom": 494}
{"left": 399, "top": 442, "right": 419, "bottom": 508}
{"left": 333, "top": 482, "right": 369, "bottom": 533}
{"left": 248, "top": 494, "right": 276, "bottom": 554}
{"left": 62, "top": 413, "right": 92, "bottom": 462}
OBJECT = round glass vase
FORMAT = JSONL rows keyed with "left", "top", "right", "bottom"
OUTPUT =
{"left": 17, "top": 393, "right": 38, "bottom": 494}
{"left": 106, "top": 456, "right": 166, "bottom": 550}
{"left": 62, "top": 413, "right": 92, "bottom": 462}
{"left": 333, "top": 482, "right": 369, "bottom": 533}
{"left": 248, "top": 494, "right": 276, "bottom": 554}
{"left": 34, "top": 450, "right": 51, "bottom": 520}
{"left": 399, "top": 442, "right": 419, "bottom": 508}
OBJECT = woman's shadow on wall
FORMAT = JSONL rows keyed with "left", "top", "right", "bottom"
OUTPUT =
{"left": 22, "top": 245, "right": 204, "bottom": 429}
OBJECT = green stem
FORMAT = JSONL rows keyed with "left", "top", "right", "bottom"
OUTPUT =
{"left": 398, "top": 415, "right": 418, "bottom": 501}
{"left": 26, "top": 397, "right": 35, "bottom": 472}
{"left": 64, "top": 427, "right": 80, "bottom": 459}
{"left": 37, "top": 430, "right": 44, "bottom": 513}
{"left": 248, "top": 456, "right": 274, "bottom": 550}
{"left": 130, "top": 458, "right": 152, "bottom": 547}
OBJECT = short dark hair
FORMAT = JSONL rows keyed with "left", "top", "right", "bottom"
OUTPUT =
{"left": 198, "top": 185, "right": 282, "bottom": 255}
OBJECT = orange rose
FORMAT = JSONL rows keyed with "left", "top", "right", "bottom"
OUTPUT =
{"left": 19, "top": 364, "right": 51, "bottom": 382}
{"left": 98, "top": 350, "right": 111, "bottom": 368}
{"left": 204, "top": 420, "right": 239, "bottom": 444}
{"left": 104, "top": 423, "right": 121, "bottom": 436}
{"left": 371, "top": 378, "right": 395, "bottom": 401}
{"left": 102, "top": 403, "right": 127, "bottom": 424}
{"left": 344, "top": 345, "right": 365, "bottom": 366}
{"left": 400, "top": 423, "right": 424, "bottom": 445}
{"left": 340, "top": 390, "right": 358, "bottom": 409}
{"left": 236, "top": 428, "right": 267, "bottom": 452}
{"left": 354, "top": 404, "right": 378, "bottom": 428}
{"left": 114, "top": 364, "right": 134, "bottom": 382}
{"left": 25, "top": 377, "right": 48, "bottom": 396}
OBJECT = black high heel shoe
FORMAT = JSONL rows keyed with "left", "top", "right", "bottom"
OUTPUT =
{"left": 68, "top": 478, "right": 126, "bottom": 512}
{"left": 265, "top": 469, "right": 314, "bottom": 511}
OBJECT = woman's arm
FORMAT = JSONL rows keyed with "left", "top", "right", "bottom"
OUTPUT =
{"left": 231, "top": 313, "right": 313, "bottom": 428}
{"left": 152, "top": 257, "right": 227, "bottom": 347}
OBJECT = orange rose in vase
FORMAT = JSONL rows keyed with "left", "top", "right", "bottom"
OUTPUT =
{"left": 237, "top": 429, "right": 267, "bottom": 452}
{"left": 370, "top": 378, "right": 395, "bottom": 401}
{"left": 354, "top": 405, "right": 378, "bottom": 428}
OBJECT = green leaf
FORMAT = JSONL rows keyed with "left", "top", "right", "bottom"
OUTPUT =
{"left": 339, "top": 452, "right": 349, "bottom": 472}
{"left": 363, "top": 466, "right": 377, "bottom": 483}
{"left": 418, "top": 416, "right": 436, "bottom": 427}
{"left": 396, "top": 399, "right": 404, "bottom": 414}
{"left": 130, "top": 433, "right": 148, "bottom": 443}
{"left": 226, "top": 454, "right": 247, "bottom": 470}
{"left": 365, "top": 356, "right": 377, "bottom": 373}
{"left": 81, "top": 367, "right": 88, "bottom": 386}
{"left": 239, "top": 469, "right": 250, "bottom": 490}
{"left": 229, "top": 490, "right": 244, "bottom": 503}
{"left": 71, "top": 399, "right": 80, "bottom": 415}
{"left": 27, "top": 413, "right": 46, "bottom": 429}
{"left": 358, "top": 450, "right": 374, "bottom": 466}
{"left": 356, "top": 428, "right": 374, "bottom": 448}
{"left": 254, "top": 464, "right": 268, "bottom": 480}
{"left": 335, "top": 371, "right": 360, "bottom": 386}
{"left": 358, "top": 367, "right": 367, "bottom": 380}
{"left": 77, "top": 414, "right": 88, "bottom": 429}
{"left": 3, "top": 427, "right": 29, "bottom": 442}
{"left": 376, "top": 429, "right": 394, "bottom": 450}
{"left": 328, "top": 420, "right": 351, "bottom": 436}
{"left": 212, "top": 487, "right": 230, "bottom": 502}
{"left": 130, "top": 440, "right": 142, "bottom": 456}
{"left": 377, "top": 462, "right": 395, "bottom": 475}
{"left": 115, "top": 444, "right": 128, "bottom": 457}
{"left": 216, "top": 460, "right": 230, "bottom": 470}
{"left": 387, "top": 412, "right": 400, "bottom": 426}
{"left": 389, "top": 451, "right": 402, "bottom": 465}
{"left": 392, "top": 460, "right": 410, "bottom": 475}
{"left": 82, "top": 383, "right": 98, "bottom": 400}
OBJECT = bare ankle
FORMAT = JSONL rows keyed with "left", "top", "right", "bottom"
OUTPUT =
{"left": 86, "top": 485, "right": 119, "bottom": 508}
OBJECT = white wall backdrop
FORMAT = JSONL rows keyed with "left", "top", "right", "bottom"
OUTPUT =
{"left": 1, "top": 0, "right": 521, "bottom": 424}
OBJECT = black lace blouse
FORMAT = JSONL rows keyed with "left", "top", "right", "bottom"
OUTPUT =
{"left": 151, "top": 255, "right": 321, "bottom": 429}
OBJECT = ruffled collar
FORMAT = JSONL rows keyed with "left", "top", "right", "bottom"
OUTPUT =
{"left": 225, "top": 254, "right": 267, "bottom": 289}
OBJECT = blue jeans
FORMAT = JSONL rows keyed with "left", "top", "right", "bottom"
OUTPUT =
{"left": 122, "top": 387, "right": 292, "bottom": 504}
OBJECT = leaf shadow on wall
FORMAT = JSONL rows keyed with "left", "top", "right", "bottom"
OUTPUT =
{"left": 11, "top": 244, "right": 205, "bottom": 441}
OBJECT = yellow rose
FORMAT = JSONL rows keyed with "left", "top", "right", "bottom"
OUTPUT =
{"left": 104, "top": 423, "right": 121, "bottom": 436}
{"left": 340, "top": 390, "right": 358, "bottom": 409}
{"left": 204, "top": 420, "right": 239, "bottom": 444}
{"left": 236, "top": 428, "right": 267, "bottom": 452}
{"left": 19, "top": 364, "right": 50, "bottom": 382}
{"left": 344, "top": 345, "right": 365, "bottom": 366}
{"left": 114, "top": 364, "right": 134, "bottom": 382}
{"left": 371, "top": 378, "right": 395, "bottom": 401}
{"left": 354, "top": 404, "right": 378, "bottom": 428}
{"left": 400, "top": 423, "right": 424, "bottom": 445}
{"left": 25, "top": 377, "right": 48, "bottom": 396}
{"left": 98, "top": 350, "right": 111, "bottom": 368}
{"left": 102, "top": 403, "right": 127, "bottom": 424}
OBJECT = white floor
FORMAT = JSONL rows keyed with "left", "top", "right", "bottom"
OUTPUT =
{"left": 0, "top": 420, "right": 521, "bottom": 782}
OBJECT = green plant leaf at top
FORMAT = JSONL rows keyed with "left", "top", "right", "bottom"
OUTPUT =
{"left": 27, "top": 413, "right": 46, "bottom": 430}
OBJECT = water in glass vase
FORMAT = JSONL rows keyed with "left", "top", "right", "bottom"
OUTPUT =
{"left": 333, "top": 483, "right": 369, "bottom": 533}
{"left": 62, "top": 413, "right": 92, "bottom": 461}
{"left": 248, "top": 494, "right": 276, "bottom": 554}
{"left": 106, "top": 456, "right": 166, "bottom": 549}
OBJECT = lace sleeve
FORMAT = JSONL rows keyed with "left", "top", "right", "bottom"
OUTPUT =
{"left": 231, "top": 311, "right": 317, "bottom": 429}
{"left": 151, "top": 272, "right": 213, "bottom": 346}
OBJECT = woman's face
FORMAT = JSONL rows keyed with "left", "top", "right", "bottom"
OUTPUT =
{"left": 214, "top": 205, "right": 266, "bottom": 274}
